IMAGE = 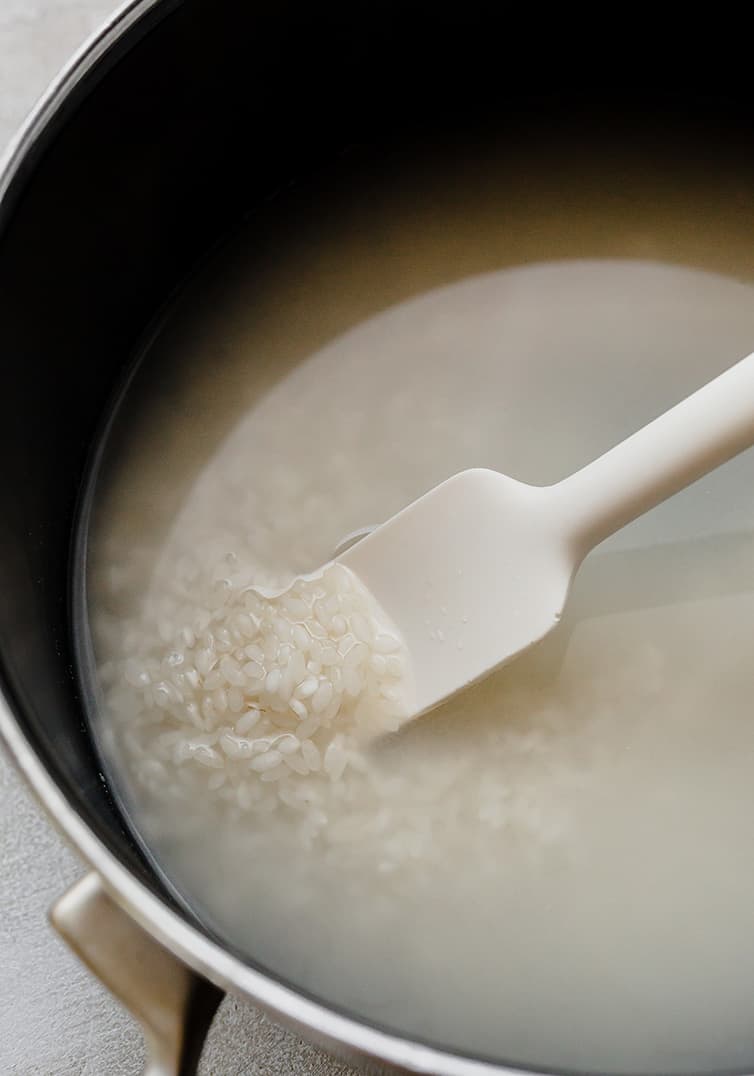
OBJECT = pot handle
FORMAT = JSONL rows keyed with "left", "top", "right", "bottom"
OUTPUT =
{"left": 50, "top": 872, "right": 223, "bottom": 1076}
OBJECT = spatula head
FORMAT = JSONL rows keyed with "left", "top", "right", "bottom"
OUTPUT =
{"left": 338, "top": 468, "right": 574, "bottom": 721}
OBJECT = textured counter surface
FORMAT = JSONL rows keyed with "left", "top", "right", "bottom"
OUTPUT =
{"left": 0, "top": 4, "right": 358, "bottom": 1073}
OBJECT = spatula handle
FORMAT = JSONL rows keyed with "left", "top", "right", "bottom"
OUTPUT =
{"left": 552, "top": 350, "right": 754, "bottom": 557}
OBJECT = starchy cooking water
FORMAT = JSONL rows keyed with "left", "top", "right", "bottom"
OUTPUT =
{"left": 81, "top": 144, "right": 754, "bottom": 1074}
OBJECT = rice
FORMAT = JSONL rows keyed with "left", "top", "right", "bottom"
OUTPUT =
{"left": 85, "top": 256, "right": 754, "bottom": 1073}
{"left": 97, "top": 553, "right": 409, "bottom": 819}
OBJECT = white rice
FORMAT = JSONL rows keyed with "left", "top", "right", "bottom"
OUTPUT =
{"left": 96, "top": 553, "right": 409, "bottom": 830}
{"left": 87, "top": 257, "right": 754, "bottom": 1073}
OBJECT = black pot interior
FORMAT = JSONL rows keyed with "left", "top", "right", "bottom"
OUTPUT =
{"left": 2, "top": 0, "right": 754, "bottom": 995}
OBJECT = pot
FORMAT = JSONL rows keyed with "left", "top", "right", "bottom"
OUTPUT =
{"left": 0, "top": 4, "right": 752, "bottom": 1073}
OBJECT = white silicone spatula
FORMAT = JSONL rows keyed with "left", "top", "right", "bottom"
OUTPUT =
{"left": 338, "top": 350, "right": 754, "bottom": 721}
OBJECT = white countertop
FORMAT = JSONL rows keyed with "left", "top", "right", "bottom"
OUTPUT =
{"left": 0, "top": 4, "right": 357, "bottom": 1073}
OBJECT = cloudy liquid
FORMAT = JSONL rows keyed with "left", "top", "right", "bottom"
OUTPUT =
{"left": 82, "top": 140, "right": 754, "bottom": 1074}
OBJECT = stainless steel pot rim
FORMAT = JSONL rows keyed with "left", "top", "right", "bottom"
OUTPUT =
{"left": 0, "top": 4, "right": 525, "bottom": 1073}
